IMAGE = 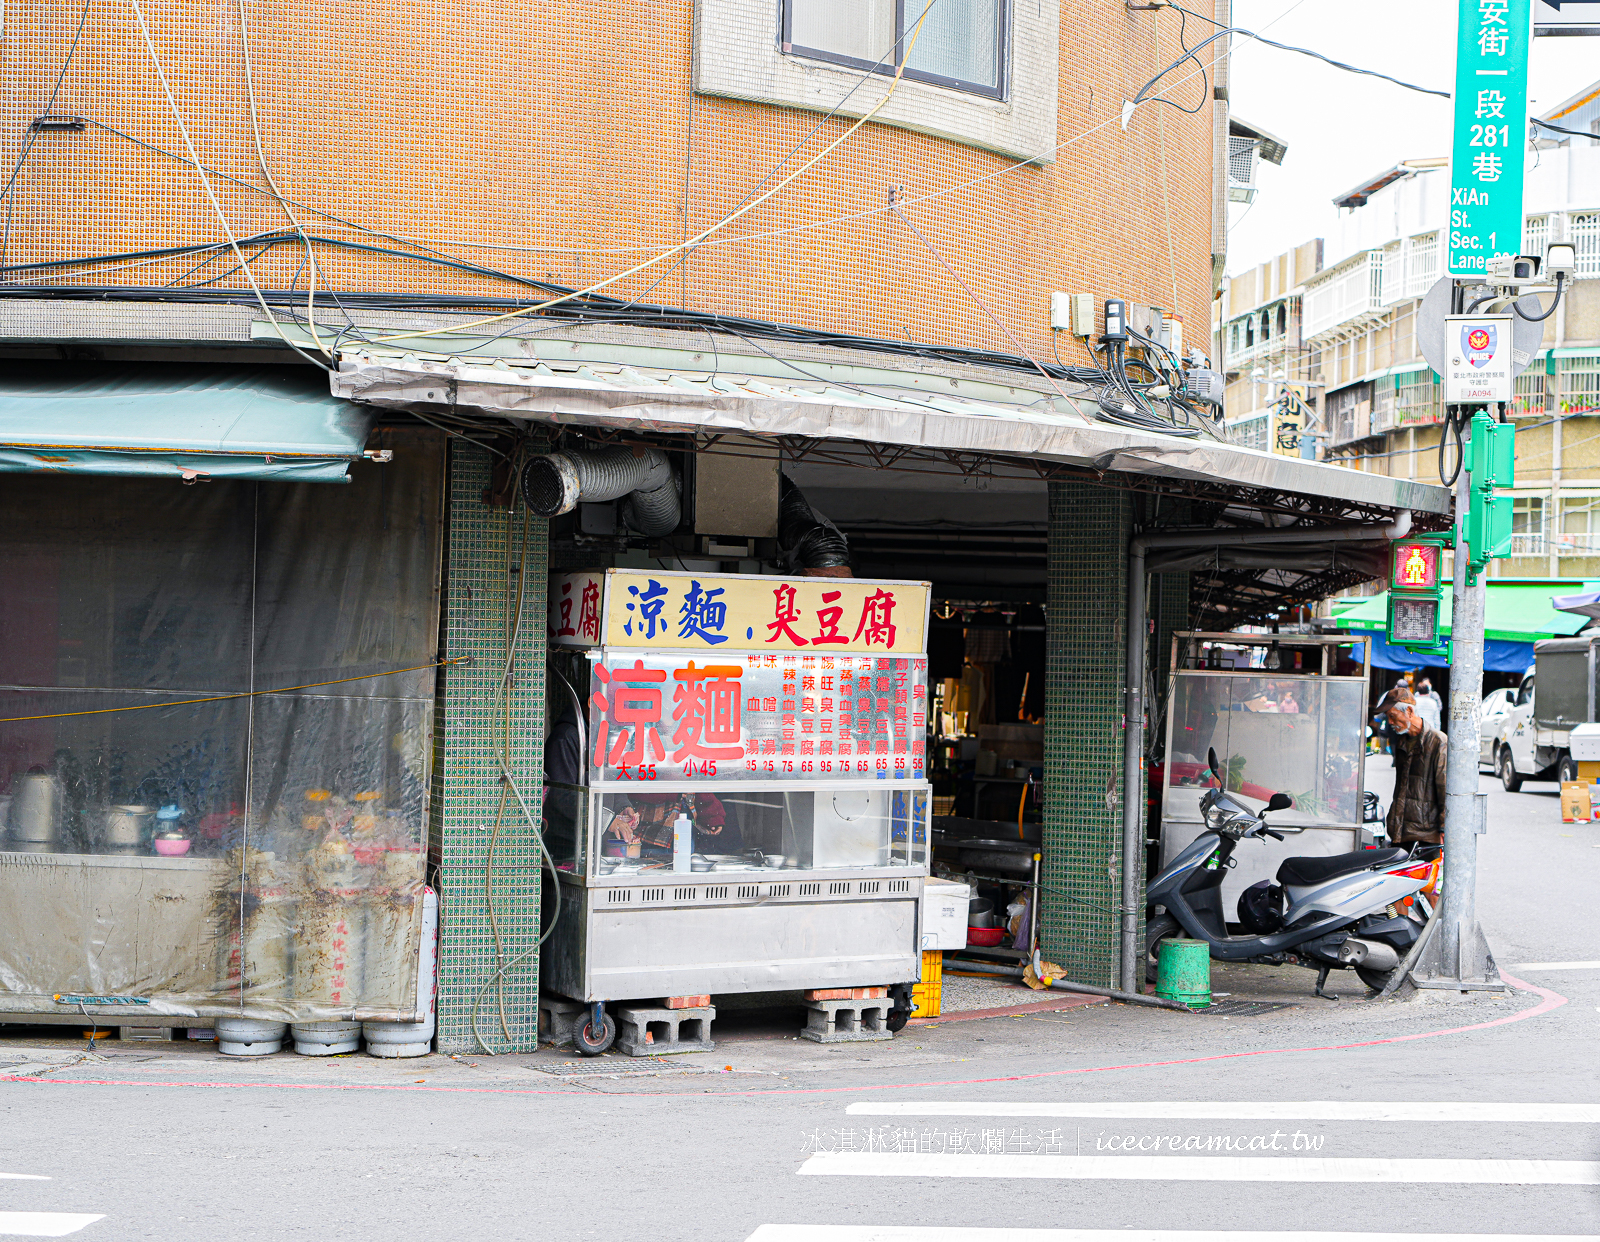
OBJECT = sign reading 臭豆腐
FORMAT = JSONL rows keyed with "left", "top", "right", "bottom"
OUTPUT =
{"left": 550, "top": 569, "right": 929, "bottom": 654}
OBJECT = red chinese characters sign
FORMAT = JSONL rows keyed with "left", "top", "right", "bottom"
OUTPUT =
{"left": 589, "top": 652, "right": 928, "bottom": 782}
{"left": 551, "top": 570, "right": 928, "bottom": 653}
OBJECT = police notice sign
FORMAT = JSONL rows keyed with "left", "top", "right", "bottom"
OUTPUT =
{"left": 1444, "top": 314, "right": 1514, "bottom": 402}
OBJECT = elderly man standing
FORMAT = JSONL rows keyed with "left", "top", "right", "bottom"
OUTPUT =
{"left": 1386, "top": 690, "right": 1447, "bottom": 848}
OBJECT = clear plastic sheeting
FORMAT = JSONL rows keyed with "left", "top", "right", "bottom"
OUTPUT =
{"left": 0, "top": 428, "right": 443, "bottom": 1022}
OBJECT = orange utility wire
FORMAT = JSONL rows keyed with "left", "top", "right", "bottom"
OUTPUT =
{"left": 0, "top": 657, "right": 471, "bottom": 723}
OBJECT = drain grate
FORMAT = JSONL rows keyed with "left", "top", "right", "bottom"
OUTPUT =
{"left": 1192, "top": 1000, "right": 1298, "bottom": 1017}
{"left": 528, "top": 1057, "right": 716, "bottom": 1077}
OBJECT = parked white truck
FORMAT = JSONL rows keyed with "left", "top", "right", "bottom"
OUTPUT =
{"left": 1491, "top": 635, "right": 1599, "bottom": 791}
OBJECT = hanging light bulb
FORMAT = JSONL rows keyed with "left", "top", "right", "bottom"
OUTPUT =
{"left": 1264, "top": 642, "right": 1282, "bottom": 670}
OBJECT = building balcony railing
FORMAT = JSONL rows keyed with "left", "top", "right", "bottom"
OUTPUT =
{"left": 1551, "top": 532, "right": 1600, "bottom": 556}
{"left": 1509, "top": 532, "right": 1600, "bottom": 557}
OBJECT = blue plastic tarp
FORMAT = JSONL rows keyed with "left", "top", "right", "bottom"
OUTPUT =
{"left": 0, "top": 362, "right": 374, "bottom": 482}
{"left": 1348, "top": 626, "right": 1534, "bottom": 673}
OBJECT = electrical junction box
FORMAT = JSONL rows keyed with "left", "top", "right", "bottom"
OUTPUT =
{"left": 1050, "top": 292, "right": 1095, "bottom": 336}
{"left": 1444, "top": 315, "right": 1514, "bottom": 404}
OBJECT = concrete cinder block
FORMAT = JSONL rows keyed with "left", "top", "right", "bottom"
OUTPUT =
{"left": 801, "top": 999, "right": 893, "bottom": 1043}
{"left": 615, "top": 1004, "right": 716, "bottom": 1057}
{"left": 539, "top": 996, "right": 588, "bottom": 1047}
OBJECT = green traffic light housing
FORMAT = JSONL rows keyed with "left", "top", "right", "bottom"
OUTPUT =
{"left": 1387, "top": 537, "right": 1447, "bottom": 652}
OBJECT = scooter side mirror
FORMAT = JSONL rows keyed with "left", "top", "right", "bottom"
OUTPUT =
{"left": 1265, "top": 792, "right": 1294, "bottom": 813}
{"left": 1207, "top": 747, "right": 1222, "bottom": 788}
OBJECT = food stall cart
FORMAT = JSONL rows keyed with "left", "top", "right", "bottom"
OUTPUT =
{"left": 1159, "top": 631, "right": 1371, "bottom": 914}
{"left": 543, "top": 569, "right": 931, "bottom": 1051}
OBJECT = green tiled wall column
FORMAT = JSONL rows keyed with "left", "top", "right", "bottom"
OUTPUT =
{"left": 433, "top": 444, "right": 548, "bottom": 1053}
{"left": 1152, "top": 574, "right": 1191, "bottom": 688}
{"left": 1041, "top": 482, "right": 1133, "bottom": 988}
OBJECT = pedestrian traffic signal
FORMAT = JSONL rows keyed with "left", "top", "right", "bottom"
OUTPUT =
{"left": 1388, "top": 537, "right": 1445, "bottom": 651}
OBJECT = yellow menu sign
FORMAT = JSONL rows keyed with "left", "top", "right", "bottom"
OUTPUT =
{"left": 550, "top": 569, "right": 929, "bottom": 654}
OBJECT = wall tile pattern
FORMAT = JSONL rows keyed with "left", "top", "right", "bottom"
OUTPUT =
{"left": 432, "top": 443, "right": 549, "bottom": 1054}
{"left": 1041, "top": 481, "right": 1131, "bottom": 989}
{"left": 0, "top": 0, "right": 1216, "bottom": 363}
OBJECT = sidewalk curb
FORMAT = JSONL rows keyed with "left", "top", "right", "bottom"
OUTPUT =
{"left": 906, "top": 994, "right": 1106, "bottom": 1026}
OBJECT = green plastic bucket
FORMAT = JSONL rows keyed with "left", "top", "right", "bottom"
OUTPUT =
{"left": 1155, "top": 938, "right": 1212, "bottom": 1009}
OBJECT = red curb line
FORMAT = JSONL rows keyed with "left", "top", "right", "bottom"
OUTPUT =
{"left": 0, "top": 972, "right": 1567, "bottom": 1100}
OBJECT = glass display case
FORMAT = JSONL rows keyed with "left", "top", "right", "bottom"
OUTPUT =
{"left": 1159, "top": 633, "right": 1372, "bottom": 914}
{"left": 541, "top": 568, "right": 933, "bottom": 1008}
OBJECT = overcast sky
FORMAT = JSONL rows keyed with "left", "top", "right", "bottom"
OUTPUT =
{"left": 1222, "top": 0, "right": 1599, "bottom": 275}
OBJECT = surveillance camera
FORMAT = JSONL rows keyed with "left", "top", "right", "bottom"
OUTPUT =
{"left": 1486, "top": 253, "right": 1541, "bottom": 283}
{"left": 1545, "top": 242, "right": 1577, "bottom": 281}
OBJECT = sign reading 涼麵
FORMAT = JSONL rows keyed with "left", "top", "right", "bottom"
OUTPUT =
{"left": 588, "top": 650, "right": 928, "bottom": 783}
{"left": 550, "top": 570, "right": 929, "bottom": 654}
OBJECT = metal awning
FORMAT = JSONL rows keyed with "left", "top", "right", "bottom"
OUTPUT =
{"left": 0, "top": 362, "right": 376, "bottom": 482}
{"left": 331, "top": 349, "right": 1452, "bottom": 516}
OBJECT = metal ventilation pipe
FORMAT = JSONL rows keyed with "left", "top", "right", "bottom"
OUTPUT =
{"left": 778, "top": 475, "right": 851, "bottom": 572}
{"left": 521, "top": 446, "right": 681, "bottom": 536}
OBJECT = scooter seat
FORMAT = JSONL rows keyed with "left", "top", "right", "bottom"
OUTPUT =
{"left": 1276, "top": 847, "right": 1407, "bottom": 888}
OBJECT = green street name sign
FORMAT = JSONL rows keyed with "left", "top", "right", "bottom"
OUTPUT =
{"left": 1448, "top": 0, "right": 1531, "bottom": 276}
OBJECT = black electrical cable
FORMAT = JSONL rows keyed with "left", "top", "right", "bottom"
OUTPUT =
{"left": 1145, "top": 4, "right": 1209, "bottom": 116}
{"left": 1513, "top": 273, "right": 1565, "bottom": 323}
{"left": 1129, "top": 16, "right": 1450, "bottom": 112}
{"left": 1438, "top": 406, "right": 1468, "bottom": 487}
{"left": 1532, "top": 117, "right": 1599, "bottom": 142}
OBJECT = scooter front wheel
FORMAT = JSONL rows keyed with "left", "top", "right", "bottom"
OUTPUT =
{"left": 1144, "top": 912, "right": 1183, "bottom": 984}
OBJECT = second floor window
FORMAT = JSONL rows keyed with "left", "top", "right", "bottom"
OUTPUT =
{"left": 782, "top": 0, "right": 1008, "bottom": 99}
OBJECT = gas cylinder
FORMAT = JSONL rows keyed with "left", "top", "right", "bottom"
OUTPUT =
{"left": 363, "top": 888, "right": 438, "bottom": 1057}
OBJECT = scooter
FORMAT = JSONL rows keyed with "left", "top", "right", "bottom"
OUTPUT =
{"left": 1146, "top": 749, "right": 1432, "bottom": 997}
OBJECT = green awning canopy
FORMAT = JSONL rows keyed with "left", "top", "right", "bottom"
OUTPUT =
{"left": 0, "top": 362, "right": 375, "bottom": 482}
{"left": 1339, "top": 581, "right": 1595, "bottom": 643}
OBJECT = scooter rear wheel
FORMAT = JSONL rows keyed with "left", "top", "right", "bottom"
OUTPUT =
{"left": 1356, "top": 965, "right": 1398, "bottom": 992}
{"left": 1144, "top": 912, "right": 1182, "bottom": 984}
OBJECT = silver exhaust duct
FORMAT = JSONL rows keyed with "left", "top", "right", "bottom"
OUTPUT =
{"left": 521, "top": 446, "right": 681, "bottom": 536}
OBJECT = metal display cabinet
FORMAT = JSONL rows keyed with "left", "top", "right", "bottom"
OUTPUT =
{"left": 1159, "top": 632, "right": 1372, "bottom": 913}
{"left": 542, "top": 568, "right": 933, "bottom": 1032}
{"left": 541, "top": 781, "right": 928, "bottom": 1003}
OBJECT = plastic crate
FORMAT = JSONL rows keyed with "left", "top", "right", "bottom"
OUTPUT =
{"left": 910, "top": 950, "right": 943, "bottom": 1018}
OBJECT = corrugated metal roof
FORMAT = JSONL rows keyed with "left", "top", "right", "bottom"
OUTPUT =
{"left": 330, "top": 348, "right": 1452, "bottom": 516}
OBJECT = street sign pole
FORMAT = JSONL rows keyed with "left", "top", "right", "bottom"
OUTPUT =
{"left": 1409, "top": 0, "right": 1528, "bottom": 992}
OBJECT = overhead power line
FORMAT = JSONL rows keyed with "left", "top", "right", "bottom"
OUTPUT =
{"left": 1127, "top": 5, "right": 1450, "bottom": 127}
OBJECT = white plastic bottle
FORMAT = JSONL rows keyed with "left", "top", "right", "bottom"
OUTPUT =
{"left": 673, "top": 811, "right": 693, "bottom": 872}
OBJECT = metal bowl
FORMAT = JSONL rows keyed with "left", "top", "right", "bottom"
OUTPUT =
{"left": 763, "top": 854, "right": 786, "bottom": 868}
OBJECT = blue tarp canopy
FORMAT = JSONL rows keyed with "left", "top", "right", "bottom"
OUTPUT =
{"left": 0, "top": 362, "right": 375, "bottom": 482}
{"left": 1339, "top": 581, "right": 1593, "bottom": 672}
{"left": 1356, "top": 629, "right": 1536, "bottom": 673}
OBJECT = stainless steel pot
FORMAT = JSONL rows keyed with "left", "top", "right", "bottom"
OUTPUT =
{"left": 11, "top": 769, "right": 60, "bottom": 843}
{"left": 103, "top": 805, "right": 155, "bottom": 847}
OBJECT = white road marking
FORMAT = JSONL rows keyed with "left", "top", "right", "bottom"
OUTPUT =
{"left": 0, "top": 1176, "right": 49, "bottom": 1182}
{"left": 845, "top": 1101, "right": 1600, "bottom": 1122}
{"left": 796, "top": 1153, "right": 1600, "bottom": 1184}
{"left": 1511, "top": 960, "right": 1600, "bottom": 971}
{"left": 747, "top": 1230, "right": 1600, "bottom": 1241}
{"left": 0, "top": 1214, "right": 104, "bottom": 1238}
